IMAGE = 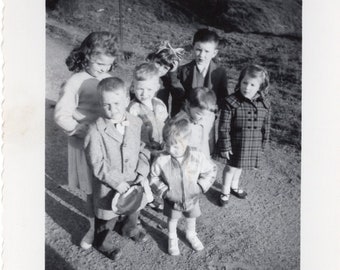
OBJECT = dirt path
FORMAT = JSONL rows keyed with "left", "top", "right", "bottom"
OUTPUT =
{"left": 45, "top": 26, "right": 300, "bottom": 270}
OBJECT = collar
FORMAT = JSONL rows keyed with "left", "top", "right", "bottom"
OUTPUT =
{"left": 227, "top": 91, "right": 270, "bottom": 109}
{"left": 170, "top": 146, "right": 191, "bottom": 164}
{"left": 109, "top": 114, "right": 129, "bottom": 126}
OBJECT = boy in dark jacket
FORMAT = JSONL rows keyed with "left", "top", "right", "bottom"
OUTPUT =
{"left": 171, "top": 28, "right": 229, "bottom": 112}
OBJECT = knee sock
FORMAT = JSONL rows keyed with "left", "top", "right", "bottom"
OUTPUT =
{"left": 168, "top": 218, "right": 179, "bottom": 239}
{"left": 185, "top": 217, "right": 196, "bottom": 237}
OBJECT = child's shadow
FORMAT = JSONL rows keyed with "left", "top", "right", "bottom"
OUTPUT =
{"left": 139, "top": 209, "right": 196, "bottom": 252}
{"left": 45, "top": 191, "right": 89, "bottom": 246}
{"left": 45, "top": 244, "right": 76, "bottom": 270}
{"left": 204, "top": 182, "right": 222, "bottom": 207}
{"left": 140, "top": 209, "right": 169, "bottom": 254}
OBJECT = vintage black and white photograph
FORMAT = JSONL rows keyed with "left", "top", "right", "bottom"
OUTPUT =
{"left": 2, "top": 0, "right": 340, "bottom": 269}
{"left": 44, "top": 0, "right": 303, "bottom": 269}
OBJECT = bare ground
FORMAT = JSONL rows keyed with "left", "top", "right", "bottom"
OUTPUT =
{"left": 45, "top": 5, "right": 301, "bottom": 269}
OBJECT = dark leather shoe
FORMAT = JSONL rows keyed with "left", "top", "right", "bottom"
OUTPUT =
{"left": 99, "top": 248, "right": 122, "bottom": 261}
{"left": 230, "top": 188, "right": 247, "bottom": 199}
{"left": 131, "top": 228, "right": 148, "bottom": 243}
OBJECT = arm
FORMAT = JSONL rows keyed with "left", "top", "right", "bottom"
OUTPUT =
{"left": 135, "top": 142, "right": 151, "bottom": 179}
{"left": 149, "top": 158, "right": 168, "bottom": 198}
{"left": 84, "top": 127, "right": 126, "bottom": 190}
{"left": 197, "top": 153, "right": 217, "bottom": 193}
{"left": 218, "top": 103, "right": 233, "bottom": 153}
{"left": 262, "top": 105, "right": 271, "bottom": 148}
{"left": 165, "top": 70, "right": 185, "bottom": 101}
{"left": 54, "top": 76, "right": 83, "bottom": 136}
{"left": 54, "top": 75, "right": 91, "bottom": 138}
{"left": 220, "top": 68, "right": 229, "bottom": 100}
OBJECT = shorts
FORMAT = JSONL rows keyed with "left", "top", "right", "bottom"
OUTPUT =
{"left": 163, "top": 200, "right": 201, "bottom": 219}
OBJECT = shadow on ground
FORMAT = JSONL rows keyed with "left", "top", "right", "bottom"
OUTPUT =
{"left": 45, "top": 244, "right": 76, "bottom": 270}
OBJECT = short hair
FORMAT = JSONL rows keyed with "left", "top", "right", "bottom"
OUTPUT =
{"left": 235, "top": 64, "right": 270, "bottom": 95}
{"left": 163, "top": 117, "right": 192, "bottom": 145}
{"left": 186, "top": 87, "right": 217, "bottom": 113}
{"left": 97, "top": 77, "right": 129, "bottom": 97}
{"left": 193, "top": 28, "right": 220, "bottom": 46}
{"left": 133, "top": 62, "right": 159, "bottom": 81}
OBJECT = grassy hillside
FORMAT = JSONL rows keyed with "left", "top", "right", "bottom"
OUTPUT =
{"left": 45, "top": 1, "right": 301, "bottom": 269}
{"left": 47, "top": 0, "right": 301, "bottom": 149}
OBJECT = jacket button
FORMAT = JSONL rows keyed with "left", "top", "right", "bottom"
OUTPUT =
{"left": 124, "top": 159, "right": 128, "bottom": 163}
{"left": 123, "top": 143, "right": 127, "bottom": 147}
{"left": 254, "top": 118, "right": 257, "bottom": 121}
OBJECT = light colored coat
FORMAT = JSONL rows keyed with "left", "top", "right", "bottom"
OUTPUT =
{"left": 150, "top": 147, "right": 217, "bottom": 211}
{"left": 84, "top": 113, "right": 150, "bottom": 220}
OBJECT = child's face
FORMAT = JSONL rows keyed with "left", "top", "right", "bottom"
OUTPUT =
{"left": 189, "top": 107, "right": 209, "bottom": 122}
{"left": 101, "top": 89, "right": 129, "bottom": 121}
{"left": 134, "top": 77, "right": 160, "bottom": 104}
{"left": 193, "top": 41, "right": 218, "bottom": 67}
{"left": 165, "top": 136, "right": 189, "bottom": 158}
{"left": 240, "top": 74, "right": 262, "bottom": 100}
{"left": 86, "top": 54, "right": 115, "bottom": 78}
{"left": 154, "top": 62, "right": 171, "bottom": 77}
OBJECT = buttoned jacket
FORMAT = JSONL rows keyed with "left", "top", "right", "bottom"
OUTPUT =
{"left": 84, "top": 113, "right": 150, "bottom": 220}
{"left": 217, "top": 91, "right": 270, "bottom": 168}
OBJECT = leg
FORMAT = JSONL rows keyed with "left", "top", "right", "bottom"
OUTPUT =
{"left": 230, "top": 167, "right": 242, "bottom": 190}
{"left": 185, "top": 217, "right": 204, "bottom": 251}
{"left": 122, "top": 211, "right": 147, "bottom": 242}
{"left": 80, "top": 194, "right": 95, "bottom": 250}
{"left": 230, "top": 168, "right": 247, "bottom": 198}
{"left": 168, "top": 217, "right": 180, "bottom": 256}
{"left": 219, "top": 165, "right": 236, "bottom": 206}
{"left": 93, "top": 217, "right": 121, "bottom": 260}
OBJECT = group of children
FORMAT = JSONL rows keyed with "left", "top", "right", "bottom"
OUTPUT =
{"left": 54, "top": 28, "right": 271, "bottom": 260}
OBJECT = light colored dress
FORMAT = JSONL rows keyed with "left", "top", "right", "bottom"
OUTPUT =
{"left": 54, "top": 71, "right": 110, "bottom": 194}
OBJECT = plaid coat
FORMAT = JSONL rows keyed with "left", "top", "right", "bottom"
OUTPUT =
{"left": 217, "top": 91, "right": 271, "bottom": 169}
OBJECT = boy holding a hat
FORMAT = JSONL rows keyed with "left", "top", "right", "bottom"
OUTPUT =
{"left": 84, "top": 77, "right": 150, "bottom": 260}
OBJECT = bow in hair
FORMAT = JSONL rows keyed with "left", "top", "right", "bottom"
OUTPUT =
{"left": 156, "top": 40, "right": 185, "bottom": 61}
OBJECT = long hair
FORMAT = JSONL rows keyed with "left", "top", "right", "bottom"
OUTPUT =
{"left": 65, "top": 31, "right": 119, "bottom": 72}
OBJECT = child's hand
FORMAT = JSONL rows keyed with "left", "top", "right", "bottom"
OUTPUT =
{"left": 221, "top": 150, "right": 233, "bottom": 160}
{"left": 116, "top": 182, "right": 130, "bottom": 194}
{"left": 72, "top": 123, "right": 89, "bottom": 138}
{"left": 170, "top": 60, "right": 179, "bottom": 72}
{"left": 134, "top": 174, "right": 145, "bottom": 184}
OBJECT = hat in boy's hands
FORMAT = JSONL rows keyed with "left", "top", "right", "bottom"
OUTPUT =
{"left": 111, "top": 185, "right": 144, "bottom": 215}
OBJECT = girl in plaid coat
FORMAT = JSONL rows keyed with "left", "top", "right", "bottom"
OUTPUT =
{"left": 216, "top": 65, "right": 271, "bottom": 206}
